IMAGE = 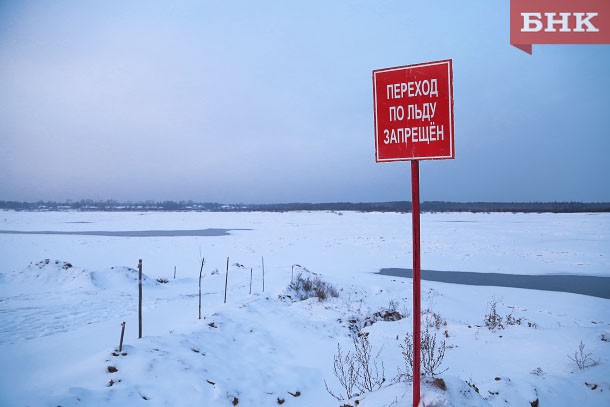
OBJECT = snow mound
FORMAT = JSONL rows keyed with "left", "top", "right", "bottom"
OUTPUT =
{"left": 1, "top": 260, "right": 157, "bottom": 291}
{"left": 4, "top": 259, "right": 95, "bottom": 290}
{"left": 90, "top": 266, "right": 157, "bottom": 290}
{"left": 355, "top": 376, "right": 492, "bottom": 406}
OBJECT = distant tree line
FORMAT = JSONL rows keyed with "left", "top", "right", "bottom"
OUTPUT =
{"left": 421, "top": 201, "right": 610, "bottom": 213}
{"left": 0, "top": 200, "right": 609, "bottom": 213}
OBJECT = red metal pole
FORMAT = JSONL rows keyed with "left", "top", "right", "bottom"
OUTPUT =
{"left": 411, "top": 160, "right": 421, "bottom": 406}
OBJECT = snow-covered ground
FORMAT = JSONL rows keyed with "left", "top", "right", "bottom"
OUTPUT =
{"left": 0, "top": 211, "right": 608, "bottom": 406}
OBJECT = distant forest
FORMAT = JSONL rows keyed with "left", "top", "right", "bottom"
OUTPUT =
{"left": 1, "top": 200, "right": 609, "bottom": 213}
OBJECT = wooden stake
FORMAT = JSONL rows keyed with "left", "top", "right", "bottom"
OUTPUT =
{"left": 119, "top": 321, "right": 126, "bottom": 352}
{"left": 138, "top": 259, "right": 142, "bottom": 339}
{"left": 174, "top": 265, "right": 176, "bottom": 280}
{"left": 224, "top": 257, "right": 229, "bottom": 304}
{"left": 199, "top": 257, "right": 205, "bottom": 320}
{"left": 249, "top": 268, "right": 253, "bottom": 294}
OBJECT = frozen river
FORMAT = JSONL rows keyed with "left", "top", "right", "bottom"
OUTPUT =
{"left": 1, "top": 210, "right": 609, "bottom": 406}
{"left": 0, "top": 211, "right": 608, "bottom": 280}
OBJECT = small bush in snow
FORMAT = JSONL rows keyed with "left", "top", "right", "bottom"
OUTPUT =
{"left": 353, "top": 332, "right": 385, "bottom": 393}
{"left": 484, "top": 299, "right": 537, "bottom": 331}
{"left": 568, "top": 341, "right": 598, "bottom": 371}
{"left": 398, "top": 324, "right": 447, "bottom": 381}
{"left": 325, "top": 332, "right": 385, "bottom": 400}
{"left": 419, "top": 326, "right": 448, "bottom": 377}
{"left": 288, "top": 272, "right": 338, "bottom": 301}
{"left": 484, "top": 296, "right": 504, "bottom": 331}
{"left": 424, "top": 309, "right": 447, "bottom": 330}
{"left": 325, "top": 342, "right": 359, "bottom": 400}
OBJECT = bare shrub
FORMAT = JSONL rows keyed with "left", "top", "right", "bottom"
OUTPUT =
{"left": 568, "top": 341, "right": 598, "bottom": 370}
{"left": 398, "top": 324, "right": 448, "bottom": 381}
{"left": 398, "top": 333, "right": 414, "bottom": 382}
{"left": 314, "top": 276, "right": 339, "bottom": 300}
{"left": 420, "top": 327, "right": 448, "bottom": 377}
{"left": 325, "top": 343, "right": 359, "bottom": 400}
{"left": 325, "top": 333, "right": 385, "bottom": 400}
{"left": 353, "top": 332, "right": 385, "bottom": 393}
{"left": 485, "top": 299, "right": 537, "bottom": 330}
{"left": 484, "top": 296, "right": 504, "bottom": 331}
{"left": 504, "top": 304, "right": 522, "bottom": 326}
{"left": 302, "top": 276, "right": 313, "bottom": 292}
{"left": 424, "top": 309, "right": 446, "bottom": 330}
{"left": 288, "top": 273, "right": 339, "bottom": 302}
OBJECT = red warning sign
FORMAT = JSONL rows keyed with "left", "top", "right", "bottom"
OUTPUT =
{"left": 373, "top": 59, "right": 454, "bottom": 162}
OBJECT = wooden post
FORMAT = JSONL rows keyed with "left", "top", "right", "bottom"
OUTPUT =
{"left": 249, "top": 268, "right": 253, "bottom": 294}
{"left": 138, "top": 259, "right": 142, "bottom": 339}
{"left": 198, "top": 257, "right": 205, "bottom": 319}
{"left": 224, "top": 257, "right": 229, "bottom": 304}
{"left": 119, "top": 321, "right": 126, "bottom": 352}
{"left": 174, "top": 265, "right": 176, "bottom": 280}
{"left": 261, "top": 256, "right": 265, "bottom": 293}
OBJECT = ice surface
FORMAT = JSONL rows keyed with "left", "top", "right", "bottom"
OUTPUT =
{"left": 0, "top": 211, "right": 608, "bottom": 406}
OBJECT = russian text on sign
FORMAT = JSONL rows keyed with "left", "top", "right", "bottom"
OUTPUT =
{"left": 386, "top": 79, "right": 439, "bottom": 99}
{"left": 373, "top": 59, "right": 454, "bottom": 161}
{"left": 408, "top": 102, "right": 436, "bottom": 121}
{"left": 383, "top": 124, "right": 445, "bottom": 145}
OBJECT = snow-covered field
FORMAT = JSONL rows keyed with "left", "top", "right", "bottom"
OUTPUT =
{"left": 0, "top": 211, "right": 608, "bottom": 406}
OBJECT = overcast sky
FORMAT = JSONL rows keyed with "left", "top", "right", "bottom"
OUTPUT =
{"left": 1, "top": 1, "right": 609, "bottom": 204}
